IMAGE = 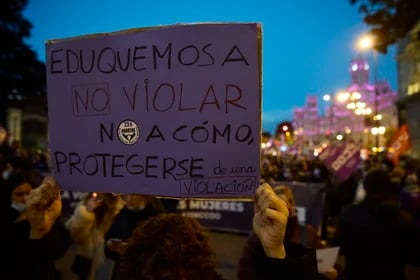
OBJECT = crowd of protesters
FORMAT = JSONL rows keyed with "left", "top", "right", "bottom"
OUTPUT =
{"left": 260, "top": 150, "right": 420, "bottom": 230}
{"left": 0, "top": 139, "right": 322, "bottom": 280}
{"left": 260, "top": 149, "right": 420, "bottom": 279}
{"left": 1, "top": 138, "right": 419, "bottom": 279}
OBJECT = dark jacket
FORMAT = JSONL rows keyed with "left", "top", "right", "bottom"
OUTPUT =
{"left": 104, "top": 203, "right": 165, "bottom": 259}
{"left": 337, "top": 198, "right": 420, "bottom": 280}
{"left": 238, "top": 233, "right": 320, "bottom": 280}
{"left": 4, "top": 219, "right": 71, "bottom": 280}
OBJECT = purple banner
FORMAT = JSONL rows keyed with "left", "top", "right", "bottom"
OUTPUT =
{"left": 177, "top": 199, "right": 253, "bottom": 233}
{"left": 331, "top": 142, "right": 361, "bottom": 181}
{"left": 175, "top": 182, "right": 326, "bottom": 233}
{"left": 318, "top": 143, "right": 345, "bottom": 169}
{"left": 61, "top": 180, "right": 326, "bottom": 234}
{"left": 319, "top": 142, "right": 361, "bottom": 181}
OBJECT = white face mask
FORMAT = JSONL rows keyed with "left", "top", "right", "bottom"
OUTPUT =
{"left": 2, "top": 170, "right": 9, "bottom": 180}
{"left": 11, "top": 202, "right": 26, "bottom": 212}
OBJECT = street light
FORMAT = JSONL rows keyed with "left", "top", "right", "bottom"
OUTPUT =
{"left": 357, "top": 33, "right": 380, "bottom": 151}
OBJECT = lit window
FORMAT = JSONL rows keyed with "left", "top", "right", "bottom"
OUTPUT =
{"left": 352, "top": 64, "right": 358, "bottom": 71}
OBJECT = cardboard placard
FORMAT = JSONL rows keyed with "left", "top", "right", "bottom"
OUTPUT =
{"left": 46, "top": 23, "right": 262, "bottom": 197}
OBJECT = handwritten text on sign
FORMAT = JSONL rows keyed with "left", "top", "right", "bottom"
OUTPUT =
{"left": 46, "top": 23, "right": 262, "bottom": 197}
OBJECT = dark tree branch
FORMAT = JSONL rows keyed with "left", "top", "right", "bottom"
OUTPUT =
{"left": 350, "top": 0, "right": 420, "bottom": 53}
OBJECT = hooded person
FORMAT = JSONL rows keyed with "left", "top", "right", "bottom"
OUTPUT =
{"left": 399, "top": 174, "right": 420, "bottom": 229}
{"left": 337, "top": 168, "right": 420, "bottom": 280}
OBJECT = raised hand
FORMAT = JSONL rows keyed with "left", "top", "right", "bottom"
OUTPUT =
{"left": 86, "top": 193, "right": 103, "bottom": 212}
{"left": 25, "top": 176, "right": 62, "bottom": 239}
{"left": 253, "top": 183, "right": 289, "bottom": 259}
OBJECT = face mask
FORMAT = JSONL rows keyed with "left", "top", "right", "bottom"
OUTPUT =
{"left": 11, "top": 202, "right": 26, "bottom": 212}
{"left": 2, "top": 170, "right": 9, "bottom": 180}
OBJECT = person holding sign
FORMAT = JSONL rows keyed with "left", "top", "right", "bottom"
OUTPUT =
{"left": 115, "top": 183, "right": 319, "bottom": 280}
{"left": 2, "top": 176, "right": 71, "bottom": 280}
{"left": 238, "top": 185, "right": 338, "bottom": 280}
{"left": 3, "top": 178, "right": 319, "bottom": 279}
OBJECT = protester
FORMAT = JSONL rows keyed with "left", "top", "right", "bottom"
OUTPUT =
{"left": 0, "top": 171, "right": 34, "bottom": 226}
{"left": 1, "top": 172, "right": 321, "bottom": 279}
{"left": 65, "top": 192, "right": 123, "bottom": 280}
{"left": 0, "top": 168, "right": 45, "bottom": 240}
{"left": 399, "top": 173, "right": 420, "bottom": 229}
{"left": 116, "top": 183, "right": 319, "bottom": 280}
{"left": 104, "top": 194, "right": 166, "bottom": 279}
{"left": 337, "top": 168, "right": 420, "bottom": 280}
{"left": 274, "top": 185, "right": 323, "bottom": 248}
{"left": 238, "top": 184, "right": 337, "bottom": 280}
{"left": 1, "top": 176, "right": 71, "bottom": 280}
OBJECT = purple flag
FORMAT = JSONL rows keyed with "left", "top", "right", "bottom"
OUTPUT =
{"left": 318, "top": 143, "right": 345, "bottom": 169}
{"left": 330, "top": 142, "right": 361, "bottom": 181}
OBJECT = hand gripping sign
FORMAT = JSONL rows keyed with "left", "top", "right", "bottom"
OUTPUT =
{"left": 46, "top": 23, "right": 262, "bottom": 198}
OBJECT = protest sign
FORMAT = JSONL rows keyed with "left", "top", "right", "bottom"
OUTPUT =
{"left": 173, "top": 181, "right": 325, "bottom": 234}
{"left": 46, "top": 23, "right": 262, "bottom": 197}
{"left": 177, "top": 198, "right": 253, "bottom": 233}
{"left": 318, "top": 143, "right": 345, "bottom": 169}
{"left": 59, "top": 192, "right": 255, "bottom": 232}
{"left": 330, "top": 142, "right": 361, "bottom": 181}
{"left": 316, "top": 246, "right": 339, "bottom": 273}
{"left": 319, "top": 142, "right": 361, "bottom": 182}
{"left": 167, "top": 181, "right": 326, "bottom": 233}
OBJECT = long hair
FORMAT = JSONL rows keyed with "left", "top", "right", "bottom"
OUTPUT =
{"left": 81, "top": 192, "right": 121, "bottom": 230}
{"left": 117, "top": 213, "right": 218, "bottom": 280}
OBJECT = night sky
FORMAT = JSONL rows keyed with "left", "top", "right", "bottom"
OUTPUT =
{"left": 23, "top": 0, "right": 397, "bottom": 133}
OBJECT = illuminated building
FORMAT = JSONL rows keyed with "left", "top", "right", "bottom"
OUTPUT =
{"left": 293, "top": 58, "right": 398, "bottom": 150}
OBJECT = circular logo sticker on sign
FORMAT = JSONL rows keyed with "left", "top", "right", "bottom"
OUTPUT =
{"left": 117, "top": 120, "right": 139, "bottom": 145}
